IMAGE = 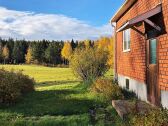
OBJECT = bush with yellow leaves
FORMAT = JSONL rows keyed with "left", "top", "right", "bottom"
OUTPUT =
{"left": 91, "top": 79, "right": 124, "bottom": 101}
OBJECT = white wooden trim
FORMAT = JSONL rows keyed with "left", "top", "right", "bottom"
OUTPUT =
{"left": 123, "top": 49, "right": 131, "bottom": 52}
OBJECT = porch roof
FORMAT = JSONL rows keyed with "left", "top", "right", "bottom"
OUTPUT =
{"left": 116, "top": 4, "right": 162, "bottom": 33}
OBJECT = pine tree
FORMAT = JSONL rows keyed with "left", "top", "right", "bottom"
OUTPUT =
{"left": 45, "top": 44, "right": 54, "bottom": 64}
{"left": 7, "top": 38, "right": 14, "bottom": 63}
{"left": 71, "top": 39, "right": 76, "bottom": 50}
{"left": 31, "top": 41, "right": 47, "bottom": 64}
{"left": 12, "top": 41, "right": 25, "bottom": 64}
{"left": 31, "top": 43, "right": 41, "bottom": 64}
{"left": 45, "top": 43, "right": 63, "bottom": 65}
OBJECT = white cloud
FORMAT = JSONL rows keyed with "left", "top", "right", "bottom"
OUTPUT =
{"left": 0, "top": 7, "right": 113, "bottom": 40}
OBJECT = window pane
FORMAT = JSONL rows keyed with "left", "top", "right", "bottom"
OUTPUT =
{"left": 124, "top": 40, "right": 127, "bottom": 50}
{"left": 128, "top": 40, "right": 130, "bottom": 49}
{"left": 123, "top": 29, "right": 130, "bottom": 51}
{"left": 124, "top": 30, "right": 127, "bottom": 50}
{"left": 127, "top": 29, "right": 130, "bottom": 49}
{"left": 150, "top": 39, "right": 157, "bottom": 64}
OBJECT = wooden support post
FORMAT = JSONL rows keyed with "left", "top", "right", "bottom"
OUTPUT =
{"left": 131, "top": 26, "right": 146, "bottom": 36}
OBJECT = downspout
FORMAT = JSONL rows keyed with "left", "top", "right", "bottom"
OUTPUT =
{"left": 111, "top": 22, "right": 118, "bottom": 81}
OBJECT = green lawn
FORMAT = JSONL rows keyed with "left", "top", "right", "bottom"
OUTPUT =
{"left": 0, "top": 65, "right": 122, "bottom": 126}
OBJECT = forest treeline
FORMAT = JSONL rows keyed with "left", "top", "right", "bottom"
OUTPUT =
{"left": 0, "top": 37, "right": 113, "bottom": 67}
{"left": 0, "top": 38, "right": 77, "bottom": 65}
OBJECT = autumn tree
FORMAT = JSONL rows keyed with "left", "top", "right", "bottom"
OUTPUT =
{"left": 61, "top": 42, "right": 72, "bottom": 64}
{"left": 25, "top": 46, "right": 33, "bottom": 64}
{"left": 96, "top": 37, "right": 114, "bottom": 69}
{"left": 84, "top": 40, "right": 93, "bottom": 48}
{"left": 77, "top": 41, "right": 85, "bottom": 49}
{"left": 2, "top": 45, "right": 9, "bottom": 64}
{"left": 0, "top": 43, "right": 3, "bottom": 62}
{"left": 97, "top": 37, "right": 111, "bottom": 50}
{"left": 107, "top": 38, "right": 114, "bottom": 68}
{"left": 70, "top": 47, "right": 109, "bottom": 82}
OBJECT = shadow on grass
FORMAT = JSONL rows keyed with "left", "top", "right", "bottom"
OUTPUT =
{"left": 36, "top": 80, "right": 81, "bottom": 88}
{"left": 0, "top": 80, "right": 124, "bottom": 126}
{"left": 1, "top": 82, "right": 97, "bottom": 117}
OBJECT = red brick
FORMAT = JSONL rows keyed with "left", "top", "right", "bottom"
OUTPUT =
{"left": 115, "top": 0, "right": 168, "bottom": 91}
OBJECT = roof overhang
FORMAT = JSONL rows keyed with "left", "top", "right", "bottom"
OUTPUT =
{"left": 111, "top": 0, "right": 137, "bottom": 22}
{"left": 116, "top": 4, "right": 162, "bottom": 32}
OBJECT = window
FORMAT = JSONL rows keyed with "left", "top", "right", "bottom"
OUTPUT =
{"left": 149, "top": 39, "right": 157, "bottom": 64}
{"left": 123, "top": 29, "right": 131, "bottom": 52}
{"left": 126, "top": 78, "right": 130, "bottom": 90}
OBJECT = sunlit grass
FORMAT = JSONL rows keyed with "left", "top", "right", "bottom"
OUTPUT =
{"left": 0, "top": 65, "right": 122, "bottom": 126}
{"left": 0, "top": 65, "right": 77, "bottom": 82}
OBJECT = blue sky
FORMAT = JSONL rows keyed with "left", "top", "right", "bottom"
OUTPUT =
{"left": 0, "top": 0, "right": 124, "bottom": 40}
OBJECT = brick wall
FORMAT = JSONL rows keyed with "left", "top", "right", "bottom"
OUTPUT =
{"left": 158, "top": 0, "right": 168, "bottom": 91}
{"left": 116, "top": 0, "right": 168, "bottom": 91}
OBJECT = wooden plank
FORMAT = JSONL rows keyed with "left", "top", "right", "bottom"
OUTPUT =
{"left": 129, "top": 4, "right": 162, "bottom": 25}
{"left": 116, "top": 4, "right": 162, "bottom": 32}
{"left": 131, "top": 26, "right": 146, "bottom": 36}
{"left": 144, "top": 19, "right": 161, "bottom": 31}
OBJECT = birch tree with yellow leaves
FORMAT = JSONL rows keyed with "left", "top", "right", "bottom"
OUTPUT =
{"left": 25, "top": 46, "right": 33, "bottom": 64}
{"left": 107, "top": 38, "right": 114, "bottom": 69}
{"left": 2, "top": 45, "right": 9, "bottom": 64}
{"left": 61, "top": 42, "right": 73, "bottom": 64}
{"left": 96, "top": 37, "right": 114, "bottom": 69}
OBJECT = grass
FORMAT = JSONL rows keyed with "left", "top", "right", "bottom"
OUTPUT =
{"left": 0, "top": 65, "right": 76, "bottom": 82}
{"left": 0, "top": 65, "right": 122, "bottom": 126}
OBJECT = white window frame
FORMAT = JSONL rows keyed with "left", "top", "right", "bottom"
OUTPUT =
{"left": 123, "top": 29, "right": 131, "bottom": 52}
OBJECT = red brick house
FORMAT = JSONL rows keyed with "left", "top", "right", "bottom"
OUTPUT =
{"left": 111, "top": 0, "right": 168, "bottom": 108}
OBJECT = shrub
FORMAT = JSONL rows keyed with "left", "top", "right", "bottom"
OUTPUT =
{"left": 128, "top": 108, "right": 168, "bottom": 126}
{"left": 121, "top": 89, "right": 137, "bottom": 100}
{"left": 70, "top": 47, "right": 109, "bottom": 82}
{"left": 91, "top": 79, "right": 124, "bottom": 101}
{"left": 17, "top": 72, "right": 35, "bottom": 94}
{"left": 0, "top": 69, "right": 21, "bottom": 104}
{"left": 0, "top": 69, "right": 35, "bottom": 105}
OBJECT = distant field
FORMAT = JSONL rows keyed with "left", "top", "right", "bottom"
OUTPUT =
{"left": 0, "top": 65, "right": 77, "bottom": 82}
{"left": 0, "top": 65, "right": 113, "bottom": 82}
{"left": 0, "top": 65, "right": 121, "bottom": 126}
